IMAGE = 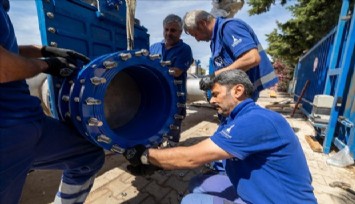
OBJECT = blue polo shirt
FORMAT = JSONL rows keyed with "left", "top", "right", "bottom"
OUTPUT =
{"left": 0, "top": 1, "right": 44, "bottom": 127}
{"left": 150, "top": 40, "right": 193, "bottom": 103}
{"left": 211, "top": 99, "right": 317, "bottom": 203}
{"left": 210, "top": 17, "right": 278, "bottom": 93}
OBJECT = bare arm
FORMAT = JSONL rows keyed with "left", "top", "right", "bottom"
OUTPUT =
{"left": 0, "top": 45, "right": 48, "bottom": 83}
{"left": 19, "top": 45, "right": 43, "bottom": 58}
{"left": 148, "top": 138, "right": 233, "bottom": 170}
{"left": 215, "top": 48, "right": 260, "bottom": 76}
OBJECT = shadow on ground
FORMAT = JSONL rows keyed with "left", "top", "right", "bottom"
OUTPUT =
{"left": 20, "top": 105, "right": 217, "bottom": 204}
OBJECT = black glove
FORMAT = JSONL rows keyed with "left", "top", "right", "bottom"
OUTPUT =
{"left": 41, "top": 46, "right": 90, "bottom": 64}
{"left": 199, "top": 73, "right": 215, "bottom": 91}
{"left": 126, "top": 164, "right": 162, "bottom": 176}
{"left": 123, "top": 145, "right": 147, "bottom": 166}
{"left": 42, "top": 57, "right": 77, "bottom": 77}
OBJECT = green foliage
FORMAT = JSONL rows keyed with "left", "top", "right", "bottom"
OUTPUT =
{"left": 248, "top": 0, "right": 288, "bottom": 15}
{"left": 247, "top": 0, "right": 353, "bottom": 67}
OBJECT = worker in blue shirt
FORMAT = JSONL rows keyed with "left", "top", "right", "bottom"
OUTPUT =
{"left": 182, "top": 9, "right": 278, "bottom": 101}
{"left": 150, "top": 14, "right": 194, "bottom": 146}
{"left": 0, "top": 1, "right": 105, "bottom": 203}
{"left": 124, "top": 69, "right": 317, "bottom": 204}
{"left": 183, "top": 9, "right": 279, "bottom": 174}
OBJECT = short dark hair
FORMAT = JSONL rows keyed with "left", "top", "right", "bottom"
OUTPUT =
{"left": 163, "top": 14, "right": 183, "bottom": 30}
{"left": 213, "top": 70, "right": 254, "bottom": 97}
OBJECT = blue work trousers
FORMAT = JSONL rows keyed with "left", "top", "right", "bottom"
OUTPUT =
{"left": 181, "top": 174, "right": 245, "bottom": 204}
{"left": 0, "top": 116, "right": 105, "bottom": 204}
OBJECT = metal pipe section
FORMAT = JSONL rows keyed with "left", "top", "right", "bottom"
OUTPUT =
{"left": 27, "top": 53, "right": 208, "bottom": 153}
{"left": 186, "top": 77, "right": 206, "bottom": 103}
{"left": 44, "top": 49, "right": 183, "bottom": 152}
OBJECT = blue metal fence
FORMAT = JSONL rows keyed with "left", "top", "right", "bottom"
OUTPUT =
{"left": 293, "top": 0, "right": 355, "bottom": 157}
{"left": 294, "top": 29, "right": 336, "bottom": 115}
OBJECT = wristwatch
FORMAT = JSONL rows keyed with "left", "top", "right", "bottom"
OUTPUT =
{"left": 140, "top": 149, "right": 149, "bottom": 165}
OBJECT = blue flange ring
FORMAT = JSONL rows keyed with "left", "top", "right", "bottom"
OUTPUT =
{"left": 59, "top": 49, "right": 179, "bottom": 153}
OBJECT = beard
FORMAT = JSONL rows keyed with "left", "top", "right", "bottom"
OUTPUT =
{"left": 213, "top": 105, "right": 228, "bottom": 117}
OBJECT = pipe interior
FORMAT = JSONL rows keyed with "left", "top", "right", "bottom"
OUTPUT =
{"left": 104, "top": 66, "right": 173, "bottom": 141}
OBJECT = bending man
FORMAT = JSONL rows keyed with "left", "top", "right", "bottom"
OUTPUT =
{"left": 124, "top": 69, "right": 316, "bottom": 203}
{"left": 183, "top": 10, "right": 278, "bottom": 101}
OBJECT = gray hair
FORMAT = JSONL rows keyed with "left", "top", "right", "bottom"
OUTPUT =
{"left": 183, "top": 10, "right": 214, "bottom": 33}
{"left": 163, "top": 14, "right": 183, "bottom": 30}
{"left": 213, "top": 70, "right": 254, "bottom": 98}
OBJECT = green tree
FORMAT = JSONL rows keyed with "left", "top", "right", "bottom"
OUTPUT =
{"left": 247, "top": 0, "right": 352, "bottom": 67}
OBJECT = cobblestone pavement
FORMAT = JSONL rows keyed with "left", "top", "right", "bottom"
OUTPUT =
{"left": 20, "top": 90, "right": 355, "bottom": 204}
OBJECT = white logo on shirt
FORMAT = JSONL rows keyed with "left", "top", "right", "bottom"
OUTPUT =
{"left": 231, "top": 35, "right": 242, "bottom": 47}
{"left": 226, "top": 124, "right": 235, "bottom": 133}
{"left": 214, "top": 56, "right": 225, "bottom": 68}
{"left": 221, "top": 124, "right": 234, "bottom": 139}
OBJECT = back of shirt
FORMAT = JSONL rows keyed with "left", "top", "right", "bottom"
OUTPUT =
{"left": 0, "top": 3, "right": 44, "bottom": 127}
{"left": 211, "top": 18, "right": 278, "bottom": 93}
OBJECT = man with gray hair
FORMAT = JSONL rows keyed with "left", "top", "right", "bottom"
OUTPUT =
{"left": 150, "top": 14, "right": 194, "bottom": 146}
{"left": 124, "top": 69, "right": 316, "bottom": 203}
{"left": 183, "top": 10, "right": 278, "bottom": 101}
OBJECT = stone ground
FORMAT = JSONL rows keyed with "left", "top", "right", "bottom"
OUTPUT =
{"left": 20, "top": 90, "right": 355, "bottom": 204}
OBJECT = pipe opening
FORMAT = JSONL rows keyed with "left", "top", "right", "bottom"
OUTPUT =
{"left": 104, "top": 66, "right": 173, "bottom": 141}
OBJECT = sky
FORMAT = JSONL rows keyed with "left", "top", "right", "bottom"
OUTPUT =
{"left": 8, "top": 0, "right": 293, "bottom": 69}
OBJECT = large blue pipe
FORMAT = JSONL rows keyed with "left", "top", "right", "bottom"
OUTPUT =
{"left": 34, "top": 0, "right": 187, "bottom": 151}
{"left": 55, "top": 49, "right": 180, "bottom": 152}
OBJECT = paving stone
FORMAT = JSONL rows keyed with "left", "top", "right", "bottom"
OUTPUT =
{"left": 120, "top": 190, "right": 150, "bottom": 204}
{"left": 164, "top": 174, "right": 189, "bottom": 193}
{"left": 141, "top": 180, "right": 171, "bottom": 201}
{"left": 20, "top": 90, "right": 355, "bottom": 204}
{"left": 139, "top": 196, "right": 158, "bottom": 204}
{"left": 85, "top": 188, "right": 113, "bottom": 204}
{"left": 160, "top": 189, "right": 184, "bottom": 204}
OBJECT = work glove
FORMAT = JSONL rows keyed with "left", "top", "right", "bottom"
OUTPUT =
{"left": 41, "top": 46, "right": 90, "bottom": 65}
{"left": 123, "top": 145, "right": 164, "bottom": 176}
{"left": 123, "top": 145, "right": 147, "bottom": 166}
{"left": 126, "top": 164, "right": 162, "bottom": 176}
{"left": 42, "top": 57, "right": 77, "bottom": 77}
{"left": 199, "top": 73, "right": 215, "bottom": 91}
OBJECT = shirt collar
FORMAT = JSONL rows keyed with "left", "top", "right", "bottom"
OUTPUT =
{"left": 162, "top": 39, "right": 183, "bottom": 49}
{"left": 229, "top": 98, "right": 254, "bottom": 120}
{"left": 211, "top": 18, "right": 221, "bottom": 47}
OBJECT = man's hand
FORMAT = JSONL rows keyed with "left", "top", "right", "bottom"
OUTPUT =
{"left": 123, "top": 145, "right": 147, "bottom": 166}
{"left": 42, "top": 57, "right": 77, "bottom": 77}
{"left": 41, "top": 46, "right": 90, "bottom": 64}
{"left": 199, "top": 73, "right": 215, "bottom": 91}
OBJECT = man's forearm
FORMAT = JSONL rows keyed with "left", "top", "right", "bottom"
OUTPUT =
{"left": 215, "top": 48, "right": 260, "bottom": 76}
{"left": 19, "top": 45, "right": 43, "bottom": 58}
{"left": 0, "top": 46, "right": 47, "bottom": 83}
{"left": 148, "top": 147, "right": 203, "bottom": 170}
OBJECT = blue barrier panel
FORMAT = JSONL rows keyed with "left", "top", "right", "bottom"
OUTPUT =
{"left": 323, "top": 0, "right": 355, "bottom": 154}
{"left": 294, "top": 0, "right": 355, "bottom": 157}
{"left": 294, "top": 29, "right": 336, "bottom": 116}
{"left": 35, "top": 0, "right": 149, "bottom": 59}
